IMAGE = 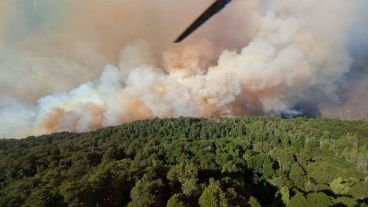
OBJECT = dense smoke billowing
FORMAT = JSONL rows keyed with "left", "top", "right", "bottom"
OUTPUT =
{"left": 0, "top": 0, "right": 367, "bottom": 138}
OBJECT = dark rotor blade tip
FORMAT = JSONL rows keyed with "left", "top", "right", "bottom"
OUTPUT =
{"left": 174, "top": 0, "right": 234, "bottom": 43}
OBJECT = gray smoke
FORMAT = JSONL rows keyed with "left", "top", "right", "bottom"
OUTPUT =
{"left": 0, "top": 0, "right": 367, "bottom": 138}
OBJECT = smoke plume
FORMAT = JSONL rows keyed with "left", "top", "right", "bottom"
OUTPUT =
{"left": 0, "top": 0, "right": 367, "bottom": 138}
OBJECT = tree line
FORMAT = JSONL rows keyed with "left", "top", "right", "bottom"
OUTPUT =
{"left": 0, "top": 117, "right": 367, "bottom": 206}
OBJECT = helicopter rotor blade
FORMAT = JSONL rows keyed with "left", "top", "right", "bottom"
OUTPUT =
{"left": 174, "top": 0, "right": 234, "bottom": 43}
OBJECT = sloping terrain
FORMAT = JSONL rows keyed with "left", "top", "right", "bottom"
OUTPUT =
{"left": 0, "top": 117, "right": 367, "bottom": 206}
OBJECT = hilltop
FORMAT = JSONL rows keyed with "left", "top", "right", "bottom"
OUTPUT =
{"left": 0, "top": 117, "right": 367, "bottom": 206}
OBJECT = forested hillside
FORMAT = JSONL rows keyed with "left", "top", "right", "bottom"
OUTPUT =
{"left": 0, "top": 117, "right": 367, "bottom": 207}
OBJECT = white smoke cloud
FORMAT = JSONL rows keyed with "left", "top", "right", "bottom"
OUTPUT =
{"left": 0, "top": 0, "right": 367, "bottom": 138}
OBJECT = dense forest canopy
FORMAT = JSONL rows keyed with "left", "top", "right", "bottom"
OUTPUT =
{"left": 0, "top": 117, "right": 367, "bottom": 206}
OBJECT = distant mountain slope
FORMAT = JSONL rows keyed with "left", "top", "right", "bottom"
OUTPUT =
{"left": 0, "top": 117, "right": 367, "bottom": 207}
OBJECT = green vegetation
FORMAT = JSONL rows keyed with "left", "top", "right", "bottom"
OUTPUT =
{"left": 0, "top": 117, "right": 367, "bottom": 206}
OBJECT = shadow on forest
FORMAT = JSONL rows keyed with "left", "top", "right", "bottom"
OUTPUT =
{"left": 199, "top": 169, "right": 284, "bottom": 207}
